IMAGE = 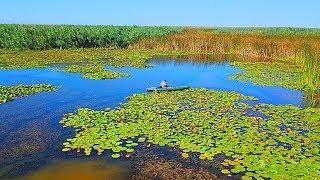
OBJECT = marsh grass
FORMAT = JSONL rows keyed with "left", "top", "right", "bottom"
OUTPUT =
{"left": 304, "top": 93, "right": 320, "bottom": 108}
{"left": 0, "top": 24, "right": 180, "bottom": 50}
{"left": 300, "top": 47, "right": 320, "bottom": 92}
{"left": 133, "top": 29, "right": 320, "bottom": 60}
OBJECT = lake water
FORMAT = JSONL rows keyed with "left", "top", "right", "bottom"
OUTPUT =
{"left": 0, "top": 58, "right": 305, "bottom": 179}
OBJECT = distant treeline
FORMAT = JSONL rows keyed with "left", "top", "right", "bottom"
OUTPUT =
{"left": 0, "top": 24, "right": 180, "bottom": 50}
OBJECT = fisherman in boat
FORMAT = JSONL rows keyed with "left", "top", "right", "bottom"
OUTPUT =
{"left": 160, "top": 80, "right": 169, "bottom": 88}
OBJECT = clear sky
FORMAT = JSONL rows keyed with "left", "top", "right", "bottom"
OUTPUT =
{"left": 0, "top": 0, "right": 319, "bottom": 27}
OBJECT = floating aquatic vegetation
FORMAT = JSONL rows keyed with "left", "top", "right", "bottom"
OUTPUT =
{"left": 0, "top": 48, "right": 151, "bottom": 69}
{"left": 0, "top": 48, "right": 205, "bottom": 69}
{"left": 63, "top": 65, "right": 129, "bottom": 80}
{"left": 0, "top": 84, "right": 58, "bottom": 105}
{"left": 0, "top": 48, "right": 210, "bottom": 80}
{"left": 230, "top": 61, "right": 320, "bottom": 92}
{"left": 111, "top": 153, "right": 121, "bottom": 159}
{"left": 60, "top": 88, "right": 320, "bottom": 179}
{"left": 181, "top": 152, "right": 189, "bottom": 159}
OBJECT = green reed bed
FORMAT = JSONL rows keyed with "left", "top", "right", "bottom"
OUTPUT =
{"left": 304, "top": 93, "right": 320, "bottom": 108}
{"left": 60, "top": 88, "right": 320, "bottom": 179}
{"left": 300, "top": 48, "right": 320, "bottom": 92}
{"left": 0, "top": 84, "right": 58, "bottom": 104}
{"left": 0, "top": 24, "right": 181, "bottom": 50}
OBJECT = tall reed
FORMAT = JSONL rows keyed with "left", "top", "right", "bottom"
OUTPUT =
{"left": 300, "top": 47, "right": 320, "bottom": 92}
{"left": 0, "top": 24, "right": 180, "bottom": 50}
{"left": 133, "top": 29, "right": 320, "bottom": 60}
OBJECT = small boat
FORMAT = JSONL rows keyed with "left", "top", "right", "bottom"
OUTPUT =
{"left": 147, "top": 86, "right": 190, "bottom": 92}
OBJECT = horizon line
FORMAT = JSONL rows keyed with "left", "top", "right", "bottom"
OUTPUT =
{"left": 0, "top": 23, "right": 319, "bottom": 29}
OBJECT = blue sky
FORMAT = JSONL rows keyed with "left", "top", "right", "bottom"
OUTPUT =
{"left": 0, "top": 0, "right": 319, "bottom": 27}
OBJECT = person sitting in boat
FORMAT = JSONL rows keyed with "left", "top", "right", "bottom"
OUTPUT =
{"left": 160, "top": 80, "right": 169, "bottom": 88}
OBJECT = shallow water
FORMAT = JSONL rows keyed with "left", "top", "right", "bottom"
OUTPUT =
{"left": 0, "top": 58, "right": 305, "bottom": 179}
{"left": 22, "top": 159, "right": 129, "bottom": 180}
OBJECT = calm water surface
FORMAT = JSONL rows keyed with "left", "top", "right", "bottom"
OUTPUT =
{"left": 0, "top": 58, "right": 304, "bottom": 179}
